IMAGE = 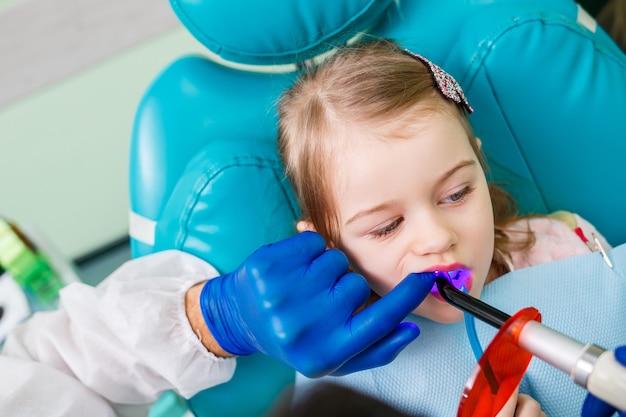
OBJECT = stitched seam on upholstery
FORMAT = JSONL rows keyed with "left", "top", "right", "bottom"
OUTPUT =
{"left": 463, "top": 13, "right": 626, "bottom": 213}
{"left": 169, "top": 0, "right": 391, "bottom": 60}
{"left": 463, "top": 13, "right": 622, "bottom": 87}
{"left": 175, "top": 156, "right": 285, "bottom": 248}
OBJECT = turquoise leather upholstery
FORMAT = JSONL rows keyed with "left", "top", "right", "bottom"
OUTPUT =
{"left": 129, "top": 57, "right": 299, "bottom": 417}
{"left": 129, "top": 1, "right": 626, "bottom": 416}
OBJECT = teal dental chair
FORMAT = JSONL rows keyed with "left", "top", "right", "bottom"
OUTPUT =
{"left": 128, "top": 1, "right": 626, "bottom": 416}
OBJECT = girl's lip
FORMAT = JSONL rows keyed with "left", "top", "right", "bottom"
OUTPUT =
{"left": 426, "top": 267, "right": 472, "bottom": 297}
{"left": 426, "top": 263, "right": 467, "bottom": 273}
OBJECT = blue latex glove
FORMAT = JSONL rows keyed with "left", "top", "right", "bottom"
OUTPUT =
{"left": 582, "top": 345, "right": 626, "bottom": 417}
{"left": 200, "top": 231, "right": 435, "bottom": 378}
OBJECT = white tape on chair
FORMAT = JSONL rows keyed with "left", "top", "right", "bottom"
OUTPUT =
{"left": 576, "top": 3, "right": 597, "bottom": 33}
{"left": 128, "top": 211, "right": 156, "bottom": 246}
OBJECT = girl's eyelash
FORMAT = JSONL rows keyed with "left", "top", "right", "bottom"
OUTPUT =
{"left": 370, "top": 217, "right": 403, "bottom": 238}
{"left": 442, "top": 185, "right": 475, "bottom": 204}
{"left": 367, "top": 185, "right": 474, "bottom": 239}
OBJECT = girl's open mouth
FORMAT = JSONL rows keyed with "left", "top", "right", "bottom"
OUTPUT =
{"left": 429, "top": 269, "right": 472, "bottom": 299}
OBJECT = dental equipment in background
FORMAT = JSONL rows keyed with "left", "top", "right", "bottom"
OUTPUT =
{"left": 435, "top": 277, "right": 626, "bottom": 413}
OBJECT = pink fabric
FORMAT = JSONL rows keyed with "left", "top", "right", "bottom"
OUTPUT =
{"left": 506, "top": 214, "right": 611, "bottom": 270}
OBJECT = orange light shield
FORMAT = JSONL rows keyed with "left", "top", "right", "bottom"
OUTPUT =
{"left": 458, "top": 307, "right": 541, "bottom": 417}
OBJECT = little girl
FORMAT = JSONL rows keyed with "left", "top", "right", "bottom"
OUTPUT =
{"left": 277, "top": 38, "right": 611, "bottom": 417}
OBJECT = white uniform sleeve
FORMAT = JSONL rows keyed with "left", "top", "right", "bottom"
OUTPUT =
{"left": 0, "top": 250, "right": 236, "bottom": 417}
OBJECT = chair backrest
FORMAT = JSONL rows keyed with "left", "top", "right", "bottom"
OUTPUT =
{"left": 128, "top": 1, "right": 626, "bottom": 416}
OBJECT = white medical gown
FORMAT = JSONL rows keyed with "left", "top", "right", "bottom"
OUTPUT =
{"left": 0, "top": 250, "right": 236, "bottom": 417}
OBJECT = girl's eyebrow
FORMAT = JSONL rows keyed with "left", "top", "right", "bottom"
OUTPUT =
{"left": 436, "top": 159, "right": 476, "bottom": 186}
{"left": 344, "top": 160, "right": 477, "bottom": 226}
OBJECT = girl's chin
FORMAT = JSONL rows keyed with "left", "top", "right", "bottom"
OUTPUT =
{"left": 431, "top": 310, "right": 465, "bottom": 324}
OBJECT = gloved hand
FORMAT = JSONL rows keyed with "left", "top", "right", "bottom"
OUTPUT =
{"left": 199, "top": 231, "right": 435, "bottom": 378}
{"left": 581, "top": 345, "right": 626, "bottom": 417}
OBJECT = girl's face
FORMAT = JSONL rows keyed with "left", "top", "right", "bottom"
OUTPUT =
{"left": 332, "top": 109, "right": 494, "bottom": 323}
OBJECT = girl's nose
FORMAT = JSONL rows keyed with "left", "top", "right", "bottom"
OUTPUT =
{"left": 409, "top": 210, "right": 457, "bottom": 256}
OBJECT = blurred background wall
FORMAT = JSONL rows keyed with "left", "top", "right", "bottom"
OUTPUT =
{"left": 0, "top": 0, "right": 206, "bottom": 269}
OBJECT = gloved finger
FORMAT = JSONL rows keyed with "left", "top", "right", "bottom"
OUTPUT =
{"left": 304, "top": 247, "right": 350, "bottom": 290}
{"left": 245, "top": 232, "right": 329, "bottom": 299}
{"left": 330, "top": 322, "right": 420, "bottom": 376}
{"left": 330, "top": 271, "right": 372, "bottom": 313}
{"left": 261, "top": 231, "right": 328, "bottom": 271}
{"left": 582, "top": 393, "right": 616, "bottom": 417}
{"left": 348, "top": 272, "right": 435, "bottom": 343}
{"left": 615, "top": 345, "right": 626, "bottom": 364}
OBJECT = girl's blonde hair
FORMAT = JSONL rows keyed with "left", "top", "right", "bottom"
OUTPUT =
{"left": 277, "top": 38, "right": 532, "bottom": 276}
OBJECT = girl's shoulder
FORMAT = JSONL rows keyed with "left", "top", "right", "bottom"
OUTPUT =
{"left": 506, "top": 211, "right": 611, "bottom": 270}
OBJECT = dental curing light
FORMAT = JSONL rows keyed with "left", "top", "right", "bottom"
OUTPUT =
{"left": 435, "top": 277, "right": 626, "bottom": 415}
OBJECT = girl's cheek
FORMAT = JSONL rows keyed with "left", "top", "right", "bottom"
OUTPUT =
{"left": 369, "top": 275, "right": 399, "bottom": 297}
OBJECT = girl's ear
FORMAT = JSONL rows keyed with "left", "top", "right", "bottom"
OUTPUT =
{"left": 476, "top": 137, "right": 482, "bottom": 148}
{"left": 296, "top": 221, "right": 335, "bottom": 248}
{"left": 296, "top": 220, "right": 317, "bottom": 233}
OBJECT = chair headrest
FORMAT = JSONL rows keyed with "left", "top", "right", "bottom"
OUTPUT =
{"left": 169, "top": 0, "right": 396, "bottom": 65}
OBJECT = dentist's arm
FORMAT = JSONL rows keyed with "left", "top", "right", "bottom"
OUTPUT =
{"left": 0, "top": 250, "right": 234, "bottom": 417}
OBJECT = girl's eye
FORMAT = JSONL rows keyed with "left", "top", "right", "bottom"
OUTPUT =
{"left": 441, "top": 185, "right": 475, "bottom": 204}
{"left": 370, "top": 217, "right": 403, "bottom": 238}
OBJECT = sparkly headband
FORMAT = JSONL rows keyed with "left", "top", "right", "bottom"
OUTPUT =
{"left": 403, "top": 50, "right": 474, "bottom": 114}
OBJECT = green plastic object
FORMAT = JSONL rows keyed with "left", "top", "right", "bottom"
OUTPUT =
{"left": 0, "top": 218, "right": 65, "bottom": 309}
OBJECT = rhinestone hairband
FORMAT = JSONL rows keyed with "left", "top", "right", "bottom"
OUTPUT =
{"left": 403, "top": 50, "right": 474, "bottom": 114}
